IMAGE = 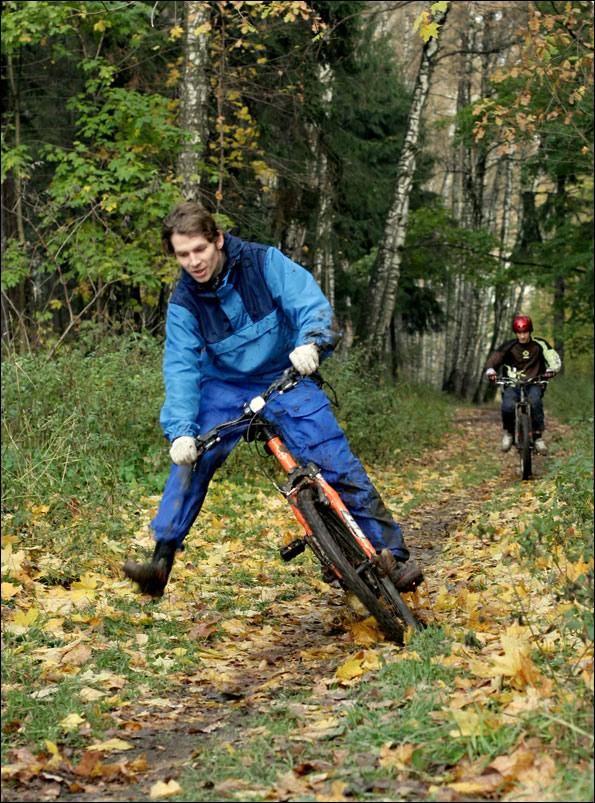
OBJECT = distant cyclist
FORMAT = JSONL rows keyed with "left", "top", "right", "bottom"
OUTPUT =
{"left": 485, "top": 314, "right": 561, "bottom": 454}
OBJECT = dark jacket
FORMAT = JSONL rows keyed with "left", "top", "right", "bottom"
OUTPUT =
{"left": 486, "top": 336, "right": 561, "bottom": 379}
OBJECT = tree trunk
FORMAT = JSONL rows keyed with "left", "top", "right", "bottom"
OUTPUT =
{"left": 442, "top": 18, "right": 484, "bottom": 399}
{"left": 177, "top": 2, "right": 211, "bottom": 202}
{"left": 310, "top": 65, "right": 336, "bottom": 307}
{"left": 360, "top": 6, "right": 449, "bottom": 363}
{"left": 476, "top": 145, "right": 517, "bottom": 402}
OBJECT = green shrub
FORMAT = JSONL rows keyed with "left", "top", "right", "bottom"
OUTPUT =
{"left": 320, "top": 350, "right": 454, "bottom": 463}
{"left": 546, "top": 372, "right": 594, "bottom": 428}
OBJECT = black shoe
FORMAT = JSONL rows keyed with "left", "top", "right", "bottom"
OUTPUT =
{"left": 123, "top": 540, "right": 177, "bottom": 598}
{"left": 371, "top": 548, "right": 397, "bottom": 577}
{"left": 389, "top": 561, "right": 424, "bottom": 592}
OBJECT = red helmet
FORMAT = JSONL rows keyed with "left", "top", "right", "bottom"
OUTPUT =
{"left": 513, "top": 314, "right": 533, "bottom": 333}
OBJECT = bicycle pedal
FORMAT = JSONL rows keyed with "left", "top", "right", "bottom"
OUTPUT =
{"left": 280, "top": 538, "right": 306, "bottom": 562}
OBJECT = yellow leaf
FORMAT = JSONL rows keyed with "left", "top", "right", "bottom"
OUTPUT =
{"left": 336, "top": 659, "right": 363, "bottom": 680}
{"left": 87, "top": 738, "right": 134, "bottom": 752}
{"left": 420, "top": 21, "right": 441, "bottom": 42}
{"left": 449, "top": 709, "right": 481, "bottom": 738}
{"left": 172, "top": 648, "right": 187, "bottom": 657}
{"left": 60, "top": 713, "right": 86, "bottom": 731}
{"left": 150, "top": 779, "right": 182, "bottom": 797}
{"left": 312, "top": 717, "right": 339, "bottom": 730}
{"left": 350, "top": 620, "right": 380, "bottom": 645}
{"left": 71, "top": 571, "right": 100, "bottom": 591}
{"left": 31, "top": 504, "right": 50, "bottom": 515}
{"left": 45, "top": 740, "right": 59, "bottom": 754}
{"left": 379, "top": 742, "right": 415, "bottom": 770}
{"left": 448, "top": 779, "right": 501, "bottom": 795}
{"left": 1, "top": 582, "right": 20, "bottom": 599}
{"left": 1, "top": 545, "right": 26, "bottom": 574}
{"left": 359, "top": 649, "right": 380, "bottom": 671}
{"left": 79, "top": 687, "right": 106, "bottom": 703}
{"left": 12, "top": 607, "right": 39, "bottom": 628}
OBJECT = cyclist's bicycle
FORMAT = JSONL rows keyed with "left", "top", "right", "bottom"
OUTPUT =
{"left": 192, "top": 367, "right": 420, "bottom": 644}
{"left": 496, "top": 374, "right": 550, "bottom": 481}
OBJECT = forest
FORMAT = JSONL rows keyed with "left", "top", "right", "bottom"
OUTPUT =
{"left": 1, "top": 2, "right": 593, "bottom": 802}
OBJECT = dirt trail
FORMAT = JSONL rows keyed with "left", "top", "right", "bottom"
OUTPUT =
{"left": 4, "top": 406, "right": 572, "bottom": 803}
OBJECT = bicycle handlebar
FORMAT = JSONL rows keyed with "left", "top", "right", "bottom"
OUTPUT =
{"left": 193, "top": 368, "right": 320, "bottom": 458}
{"left": 495, "top": 374, "right": 551, "bottom": 386}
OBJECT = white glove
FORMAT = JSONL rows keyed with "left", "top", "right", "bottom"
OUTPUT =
{"left": 170, "top": 436, "right": 198, "bottom": 465}
{"left": 485, "top": 368, "right": 497, "bottom": 381}
{"left": 289, "top": 343, "right": 320, "bottom": 375}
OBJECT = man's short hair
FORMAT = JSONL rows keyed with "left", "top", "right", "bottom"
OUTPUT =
{"left": 161, "top": 202, "right": 220, "bottom": 254}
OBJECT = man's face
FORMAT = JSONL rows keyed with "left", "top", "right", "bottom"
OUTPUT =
{"left": 516, "top": 331, "right": 531, "bottom": 344}
{"left": 170, "top": 231, "right": 224, "bottom": 284}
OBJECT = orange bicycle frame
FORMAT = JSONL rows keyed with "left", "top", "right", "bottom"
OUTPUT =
{"left": 265, "top": 434, "right": 377, "bottom": 560}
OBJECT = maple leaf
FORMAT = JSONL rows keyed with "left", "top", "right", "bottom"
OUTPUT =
{"left": 420, "top": 21, "right": 441, "bottom": 43}
{"left": 1, "top": 581, "right": 20, "bottom": 599}
{"left": 6, "top": 606, "right": 39, "bottom": 635}
{"left": 1, "top": 545, "right": 26, "bottom": 575}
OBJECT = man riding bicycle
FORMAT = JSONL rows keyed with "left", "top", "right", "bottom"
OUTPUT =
{"left": 485, "top": 314, "right": 561, "bottom": 454}
{"left": 123, "top": 201, "right": 422, "bottom": 597}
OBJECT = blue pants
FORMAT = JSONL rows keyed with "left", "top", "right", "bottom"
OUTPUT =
{"left": 501, "top": 385, "right": 545, "bottom": 434}
{"left": 151, "top": 377, "right": 408, "bottom": 561}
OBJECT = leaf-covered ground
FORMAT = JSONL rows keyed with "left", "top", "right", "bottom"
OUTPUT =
{"left": 2, "top": 406, "right": 593, "bottom": 802}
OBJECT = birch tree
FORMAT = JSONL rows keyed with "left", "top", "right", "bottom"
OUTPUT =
{"left": 360, "top": 3, "right": 449, "bottom": 363}
{"left": 177, "top": 2, "right": 212, "bottom": 202}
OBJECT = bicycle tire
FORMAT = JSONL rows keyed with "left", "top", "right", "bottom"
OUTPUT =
{"left": 314, "top": 501, "right": 419, "bottom": 632}
{"left": 296, "top": 487, "right": 411, "bottom": 643}
{"left": 518, "top": 411, "right": 532, "bottom": 480}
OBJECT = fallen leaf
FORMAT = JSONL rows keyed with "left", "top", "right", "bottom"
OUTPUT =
{"left": 1, "top": 581, "right": 21, "bottom": 599}
{"left": 87, "top": 738, "right": 134, "bottom": 752}
{"left": 79, "top": 687, "right": 106, "bottom": 702}
{"left": 1, "top": 545, "right": 26, "bottom": 574}
{"left": 59, "top": 713, "right": 86, "bottom": 732}
{"left": 60, "top": 643, "right": 93, "bottom": 667}
{"left": 378, "top": 742, "right": 415, "bottom": 770}
{"left": 150, "top": 779, "right": 182, "bottom": 797}
{"left": 335, "top": 659, "right": 363, "bottom": 681}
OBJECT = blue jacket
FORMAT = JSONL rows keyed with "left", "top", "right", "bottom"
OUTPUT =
{"left": 160, "top": 233, "right": 341, "bottom": 441}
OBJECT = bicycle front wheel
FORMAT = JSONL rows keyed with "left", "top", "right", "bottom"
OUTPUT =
{"left": 297, "top": 487, "right": 415, "bottom": 643}
{"left": 518, "top": 411, "right": 532, "bottom": 480}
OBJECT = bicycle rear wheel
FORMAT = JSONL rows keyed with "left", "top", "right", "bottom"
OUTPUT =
{"left": 297, "top": 487, "right": 416, "bottom": 643}
{"left": 518, "top": 411, "right": 532, "bottom": 480}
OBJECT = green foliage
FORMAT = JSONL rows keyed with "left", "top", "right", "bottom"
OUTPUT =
{"left": 1, "top": 333, "right": 169, "bottom": 577}
{"left": 546, "top": 373, "right": 594, "bottom": 427}
{"left": 516, "top": 384, "right": 594, "bottom": 646}
{"left": 469, "top": 1, "right": 594, "bottom": 347}
{"left": 322, "top": 350, "right": 454, "bottom": 463}
{"left": 520, "top": 453, "right": 594, "bottom": 645}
